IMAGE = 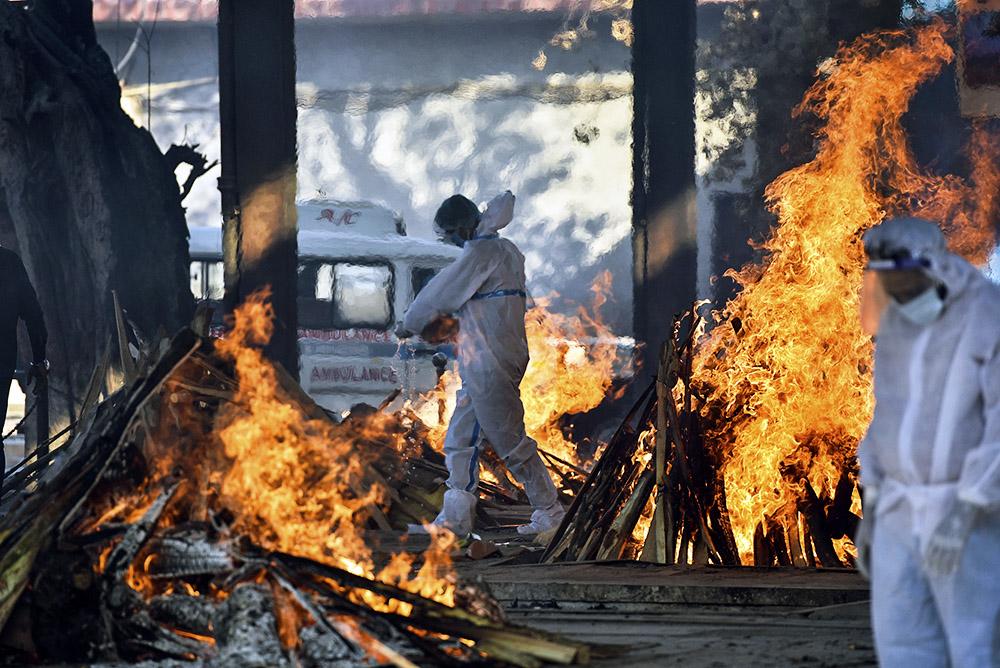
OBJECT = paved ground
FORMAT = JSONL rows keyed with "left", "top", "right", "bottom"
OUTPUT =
{"left": 374, "top": 524, "right": 877, "bottom": 667}
{"left": 471, "top": 562, "right": 874, "bottom": 667}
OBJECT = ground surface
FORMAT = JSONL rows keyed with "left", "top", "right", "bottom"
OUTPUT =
{"left": 377, "top": 523, "right": 877, "bottom": 668}
{"left": 472, "top": 562, "right": 874, "bottom": 667}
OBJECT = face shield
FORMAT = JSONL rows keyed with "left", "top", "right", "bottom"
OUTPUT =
{"left": 863, "top": 217, "right": 947, "bottom": 325}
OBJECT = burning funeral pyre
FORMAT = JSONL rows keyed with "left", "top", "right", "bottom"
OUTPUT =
{"left": 546, "top": 21, "right": 1000, "bottom": 567}
{"left": 0, "top": 292, "right": 591, "bottom": 666}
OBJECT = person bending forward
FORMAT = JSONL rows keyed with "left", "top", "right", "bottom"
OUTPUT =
{"left": 398, "top": 191, "right": 565, "bottom": 537}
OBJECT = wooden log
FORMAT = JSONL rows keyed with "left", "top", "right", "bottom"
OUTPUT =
{"left": 676, "top": 513, "right": 694, "bottom": 566}
{"left": 799, "top": 482, "right": 842, "bottom": 568}
{"left": 661, "top": 377, "right": 722, "bottom": 565}
{"left": 803, "top": 522, "right": 817, "bottom": 568}
{"left": 787, "top": 512, "right": 808, "bottom": 568}
{"left": 767, "top": 520, "right": 791, "bottom": 567}
{"left": 278, "top": 552, "right": 589, "bottom": 666}
{"left": 711, "top": 479, "right": 740, "bottom": 566}
{"left": 753, "top": 522, "right": 773, "bottom": 567}
{"left": 597, "top": 468, "right": 656, "bottom": 560}
{"left": 665, "top": 464, "right": 680, "bottom": 564}
{"left": 541, "top": 383, "right": 656, "bottom": 562}
{"left": 692, "top": 532, "right": 709, "bottom": 566}
{"left": 826, "top": 470, "right": 857, "bottom": 539}
{"left": 113, "top": 291, "right": 139, "bottom": 386}
{"left": 649, "top": 340, "right": 671, "bottom": 563}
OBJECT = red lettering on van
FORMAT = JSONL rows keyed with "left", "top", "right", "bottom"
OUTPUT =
{"left": 316, "top": 209, "right": 360, "bottom": 226}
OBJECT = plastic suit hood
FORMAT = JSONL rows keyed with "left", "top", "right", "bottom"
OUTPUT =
{"left": 476, "top": 191, "right": 515, "bottom": 236}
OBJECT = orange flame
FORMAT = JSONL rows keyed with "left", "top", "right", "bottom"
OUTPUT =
{"left": 215, "top": 290, "right": 457, "bottom": 608}
{"left": 692, "top": 22, "right": 999, "bottom": 562}
{"left": 522, "top": 271, "right": 621, "bottom": 468}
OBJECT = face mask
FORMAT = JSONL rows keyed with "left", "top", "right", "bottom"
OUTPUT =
{"left": 894, "top": 286, "right": 944, "bottom": 326}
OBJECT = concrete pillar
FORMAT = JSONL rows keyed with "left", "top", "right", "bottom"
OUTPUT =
{"left": 218, "top": 0, "right": 299, "bottom": 378}
{"left": 631, "top": 0, "right": 698, "bottom": 375}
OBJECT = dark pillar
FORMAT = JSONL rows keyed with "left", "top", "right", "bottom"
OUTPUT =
{"left": 631, "top": 0, "right": 698, "bottom": 375}
{"left": 218, "top": 0, "right": 299, "bottom": 378}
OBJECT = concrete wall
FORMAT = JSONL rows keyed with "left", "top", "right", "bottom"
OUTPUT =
{"left": 98, "top": 13, "right": 635, "bottom": 332}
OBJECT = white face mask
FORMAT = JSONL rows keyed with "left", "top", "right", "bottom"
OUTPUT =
{"left": 895, "top": 286, "right": 945, "bottom": 326}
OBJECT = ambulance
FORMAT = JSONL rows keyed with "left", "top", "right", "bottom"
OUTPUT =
{"left": 189, "top": 200, "right": 461, "bottom": 415}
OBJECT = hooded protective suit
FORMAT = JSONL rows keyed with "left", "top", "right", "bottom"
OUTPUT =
{"left": 403, "top": 192, "right": 562, "bottom": 536}
{"left": 858, "top": 219, "right": 1000, "bottom": 668}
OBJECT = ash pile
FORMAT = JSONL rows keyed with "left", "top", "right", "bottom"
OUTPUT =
{"left": 0, "top": 295, "right": 589, "bottom": 667}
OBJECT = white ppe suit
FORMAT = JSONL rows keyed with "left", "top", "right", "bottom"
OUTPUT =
{"left": 858, "top": 242, "right": 1000, "bottom": 667}
{"left": 403, "top": 192, "right": 561, "bottom": 536}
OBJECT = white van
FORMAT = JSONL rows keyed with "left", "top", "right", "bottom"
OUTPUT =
{"left": 189, "top": 200, "right": 461, "bottom": 415}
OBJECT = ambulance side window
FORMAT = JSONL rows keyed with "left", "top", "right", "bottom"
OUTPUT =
{"left": 298, "top": 261, "right": 336, "bottom": 329}
{"left": 297, "top": 260, "right": 395, "bottom": 330}
{"left": 333, "top": 263, "right": 394, "bottom": 329}
{"left": 412, "top": 267, "right": 439, "bottom": 300}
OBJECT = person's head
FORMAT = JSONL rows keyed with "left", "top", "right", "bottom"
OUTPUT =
{"left": 863, "top": 217, "right": 945, "bottom": 304}
{"left": 434, "top": 195, "right": 481, "bottom": 247}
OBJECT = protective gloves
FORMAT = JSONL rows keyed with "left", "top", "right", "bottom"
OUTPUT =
{"left": 924, "top": 498, "right": 979, "bottom": 576}
{"left": 853, "top": 485, "right": 878, "bottom": 580}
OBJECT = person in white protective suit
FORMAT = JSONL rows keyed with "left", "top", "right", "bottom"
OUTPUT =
{"left": 396, "top": 191, "right": 565, "bottom": 537}
{"left": 854, "top": 216, "right": 1000, "bottom": 668}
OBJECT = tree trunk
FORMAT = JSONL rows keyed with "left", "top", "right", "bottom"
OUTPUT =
{"left": 0, "top": 0, "right": 194, "bottom": 431}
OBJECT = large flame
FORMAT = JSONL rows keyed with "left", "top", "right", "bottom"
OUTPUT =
{"left": 692, "top": 22, "right": 999, "bottom": 562}
{"left": 522, "top": 271, "right": 621, "bottom": 467}
{"left": 215, "top": 291, "right": 457, "bottom": 608}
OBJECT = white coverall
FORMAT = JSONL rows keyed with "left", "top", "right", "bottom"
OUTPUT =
{"left": 403, "top": 192, "right": 561, "bottom": 535}
{"left": 858, "top": 247, "right": 1000, "bottom": 667}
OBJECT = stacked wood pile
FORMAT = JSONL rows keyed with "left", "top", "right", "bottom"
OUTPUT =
{"left": 0, "top": 323, "right": 590, "bottom": 666}
{"left": 543, "top": 306, "right": 861, "bottom": 568}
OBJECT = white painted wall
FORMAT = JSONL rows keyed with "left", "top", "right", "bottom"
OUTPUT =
{"left": 100, "top": 13, "right": 635, "bottom": 332}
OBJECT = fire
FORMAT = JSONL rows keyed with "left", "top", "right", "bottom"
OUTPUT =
{"left": 414, "top": 272, "right": 621, "bottom": 475}
{"left": 523, "top": 272, "right": 621, "bottom": 467}
{"left": 629, "top": 427, "right": 657, "bottom": 548}
{"left": 691, "top": 22, "right": 999, "bottom": 562}
{"left": 214, "top": 291, "right": 457, "bottom": 608}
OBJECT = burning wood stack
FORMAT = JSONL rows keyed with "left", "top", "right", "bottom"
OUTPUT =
{"left": 546, "top": 21, "right": 1000, "bottom": 568}
{"left": 543, "top": 306, "right": 858, "bottom": 567}
{"left": 0, "top": 294, "right": 590, "bottom": 666}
